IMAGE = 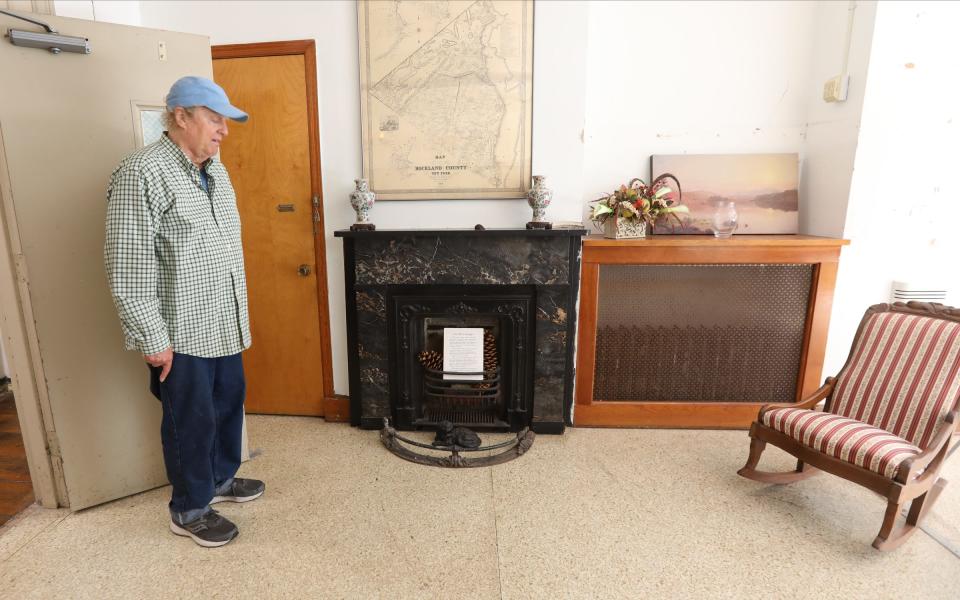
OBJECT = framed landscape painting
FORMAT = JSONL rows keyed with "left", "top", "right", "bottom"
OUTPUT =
{"left": 650, "top": 154, "right": 799, "bottom": 234}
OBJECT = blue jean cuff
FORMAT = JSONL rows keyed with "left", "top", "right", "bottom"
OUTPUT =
{"left": 170, "top": 505, "right": 211, "bottom": 526}
{"left": 214, "top": 477, "right": 235, "bottom": 496}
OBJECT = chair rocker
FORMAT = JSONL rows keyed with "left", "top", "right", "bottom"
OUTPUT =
{"left": 738, "top": 302, "right": 960, "bottom": 550}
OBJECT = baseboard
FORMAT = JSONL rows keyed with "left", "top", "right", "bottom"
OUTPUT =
{"left": 360, "top": 416, "right": 386, "bottom": 430}
{"left": 531, "top": 421, "right": 565, "bottom": 435}
{"left": 322, "top": 395, "right": 350, "bottom": 422}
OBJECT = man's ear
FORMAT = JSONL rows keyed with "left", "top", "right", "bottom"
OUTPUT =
{"left": 173, "top": 107, "right": 191, "bottom": 129}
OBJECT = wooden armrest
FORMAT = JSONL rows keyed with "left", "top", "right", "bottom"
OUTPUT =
{"left": 897, "top": 411, "right": 959, "bottom": 483}
{"left": 757, "top": 377, "right": 836, "bottom": 420}
{"left": 793, "top": 377, "right": 836, "bottom": 410}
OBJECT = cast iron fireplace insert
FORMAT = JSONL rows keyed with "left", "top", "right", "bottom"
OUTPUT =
{"left": 388, "top": 286, "right": 536, "bottom": 431}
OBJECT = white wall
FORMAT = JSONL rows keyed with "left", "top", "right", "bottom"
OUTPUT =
{"left": 800, "top": 0, "right": 877, "bottom": 374}
{"left": 800, "top": 1, "right": 876, "bottom": 240}
{"left": 54, "top": 0, "right": 140, "bottom": 25}
{"left": 583, "top": 1, "right": 817, "bottom": 217}
{"left": 821, "top": 0, "right": 960, "bottom": 375}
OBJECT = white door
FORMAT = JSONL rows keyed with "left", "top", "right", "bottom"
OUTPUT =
{"left": 0, "top": 10, "right": 219, "bottom": 509}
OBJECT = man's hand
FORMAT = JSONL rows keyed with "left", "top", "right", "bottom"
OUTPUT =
{"left": 145, "top": 347, "right": 174, "bottom": 382}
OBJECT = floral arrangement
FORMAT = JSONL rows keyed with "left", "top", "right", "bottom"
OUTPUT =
{"left": 589, "top": 173, "right": 688, "bottom": 231}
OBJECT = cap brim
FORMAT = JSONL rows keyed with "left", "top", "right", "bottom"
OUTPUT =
{"left": 209, "top": 103, "right": 249, "bottom": 123}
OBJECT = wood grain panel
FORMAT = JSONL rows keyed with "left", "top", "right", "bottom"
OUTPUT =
{"left": 323, "top": 395, "right": 350, "bottom": 423}
{"left": 574, "top": 402, "right": 778, "bottom": 429}
{"left": 0, "top": 391, "right": 32, "bottom": 525}
{"left": 800, "top": 260, "right": 839, "bottom": 398}
{"left": 582, "top": 234, "right": 846, "bottom": 247}
{"left": 574, "top": 264, "right": 599, "bottom": 407}
{"left": 584, "top": 245, "right": 842, "bottom": 265}
{"left": 214, "top": 53, "right": 325, "bottom": 416}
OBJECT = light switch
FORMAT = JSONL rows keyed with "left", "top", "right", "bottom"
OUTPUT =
{"left": 822, "top": 75, "right": 849, "bottom": 102}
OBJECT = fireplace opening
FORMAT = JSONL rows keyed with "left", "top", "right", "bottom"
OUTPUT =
{"left": 419, "top": 318, "right": 504, "bottom": 427}
{"left": 388, "top": 286, "right": 535, "bottom": 432}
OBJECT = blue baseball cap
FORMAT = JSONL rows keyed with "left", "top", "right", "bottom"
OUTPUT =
{"left": 165, "top": 76, "right": 248, "bottom": 122}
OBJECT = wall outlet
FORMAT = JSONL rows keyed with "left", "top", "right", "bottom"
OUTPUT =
{"left": 158, "top": 41, "right": 167, "bottom": 62}
{"left": 822, "top": 75, "right": 849, "bottom": 102}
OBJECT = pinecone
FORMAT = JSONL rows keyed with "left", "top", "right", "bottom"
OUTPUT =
{"left": 418, "top": 350, "right": 443, "bottom": 371}
{"left": 483, "top": 330, "right": 499, "bottom": 373}
{"left": 475, "top": 330, "right": 499, "bottom": 389}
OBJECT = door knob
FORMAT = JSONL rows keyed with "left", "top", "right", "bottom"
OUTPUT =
{"left": 298, "top": 264, "right": 312, "bottom": 277}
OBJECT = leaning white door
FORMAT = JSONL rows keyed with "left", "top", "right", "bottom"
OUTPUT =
{"left": 0, "top": 10, "right": 215, "bottom": 509}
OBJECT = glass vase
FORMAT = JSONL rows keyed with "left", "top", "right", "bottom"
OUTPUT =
{"left": 711, "top": 201, "right": 738, "bottom": 238}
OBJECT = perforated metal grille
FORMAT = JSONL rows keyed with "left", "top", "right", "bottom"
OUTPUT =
{"left": 421, "top": 402, "right": 501, "bottom": 427}
{"left": 593, "top": 264, "right": 813, "bottom": 402}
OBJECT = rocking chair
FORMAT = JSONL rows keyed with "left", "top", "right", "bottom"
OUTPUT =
{"left": 738, "top": 301, "right": 960, "bottom": 550}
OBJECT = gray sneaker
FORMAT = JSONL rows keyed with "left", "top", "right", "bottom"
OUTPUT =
{"left": 211, "top": 478, "right": 265, "bottom": 504}
{"left": 169, "top": 510, "right": 239, "bottom": 548}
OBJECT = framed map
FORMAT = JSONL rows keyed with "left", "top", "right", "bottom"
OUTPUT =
{"left": 358, "top": 0, "right": 534, "bottom": 200}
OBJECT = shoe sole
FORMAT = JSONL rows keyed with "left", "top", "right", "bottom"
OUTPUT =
{"left": 210, "top": 489, "right": 264, "bottom": 505}
{"left": 169, "top": 521, "right": 238, "bottom": 548}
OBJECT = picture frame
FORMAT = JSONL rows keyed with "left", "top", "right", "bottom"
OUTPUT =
{"left": 357, "top": 0, "right": 534, "bottom": 200}
{"left": 650, "top": 153, "right": 799, "bottom": 234}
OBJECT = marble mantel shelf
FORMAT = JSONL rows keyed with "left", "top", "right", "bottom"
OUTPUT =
{"left": 335, "top": 227, "right": 587, "bottom": 238}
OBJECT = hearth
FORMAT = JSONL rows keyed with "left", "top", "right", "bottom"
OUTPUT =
{"left": 336, "top": 228, "right": 585, "bottom": 434}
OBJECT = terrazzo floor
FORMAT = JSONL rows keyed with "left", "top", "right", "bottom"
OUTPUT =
{"left": 0, "top": 416, "right": 958, "bottom": 599}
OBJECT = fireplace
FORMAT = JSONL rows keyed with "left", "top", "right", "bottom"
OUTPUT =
{"left": 336, "top": 228, "right": 586, "bottom": 433}
{"left": 390, "top": 286, "right": 535, "bottom": 430}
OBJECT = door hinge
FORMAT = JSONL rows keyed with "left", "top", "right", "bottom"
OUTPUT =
{"left": 311, "top": 194, "right": 321, "bottom": 236}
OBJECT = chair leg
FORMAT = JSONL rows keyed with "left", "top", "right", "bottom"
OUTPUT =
{"left": 873, "top": 498, "right": 906, "bottom": 550}
{"left": 738, "top": 437, "right": 820, "bottom": 484}
{"left": 872, "top": 479, "right": 947, "bottom": 551}
{"left": 907, "top": 478, "right": 947, "bottom": 526}
{"left": 737, "top": 436, "right": 766, "bottom": 476}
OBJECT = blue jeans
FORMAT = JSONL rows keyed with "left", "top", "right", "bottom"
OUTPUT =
{"left": 149, "top": 353, "right": 245, "bottom": 524}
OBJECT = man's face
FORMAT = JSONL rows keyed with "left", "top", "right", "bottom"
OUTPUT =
{"left": 176, "top": 106, "right": 228, "bottom": 163}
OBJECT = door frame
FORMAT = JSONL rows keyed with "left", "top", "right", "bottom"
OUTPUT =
{"left": 211, "top": 40, "right": 345, "bottom": 420}
{"left": 0, "top": 123, "right": 61, "bottom": 507}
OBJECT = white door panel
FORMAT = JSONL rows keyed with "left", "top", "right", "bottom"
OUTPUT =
{"left": 0, "top": 10, "right": 214, "bottom": 509}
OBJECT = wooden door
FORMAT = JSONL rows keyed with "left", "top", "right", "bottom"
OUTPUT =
{"left": 212, "top": 41, "right": 335, "bottom": 416}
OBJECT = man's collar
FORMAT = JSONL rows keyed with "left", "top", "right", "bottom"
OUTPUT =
{"left": 160, "top": 133, "right": 216, "bottom": 172}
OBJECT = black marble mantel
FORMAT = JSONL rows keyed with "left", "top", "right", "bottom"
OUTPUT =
{"left": 335, "top": 228, "right": 586, "bottom": 434}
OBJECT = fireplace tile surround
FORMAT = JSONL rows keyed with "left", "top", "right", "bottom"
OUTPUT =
{"left": 336, "top": 228, "right": 586, "bottom": 434}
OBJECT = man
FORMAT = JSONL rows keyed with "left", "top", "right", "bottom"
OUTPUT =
{"left": 104, "top": 76, "right": 264, "bottom": 548}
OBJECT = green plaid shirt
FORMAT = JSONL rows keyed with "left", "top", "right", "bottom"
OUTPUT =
{"left": 104, "top": 134, "right": 251, "bottom": 357}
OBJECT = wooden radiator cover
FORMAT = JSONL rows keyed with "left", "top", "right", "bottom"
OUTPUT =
{"left": 574, "top": 235, "right": 848, "bottom": 428}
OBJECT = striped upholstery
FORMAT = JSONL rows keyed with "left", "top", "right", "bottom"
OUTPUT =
{"left": 830, "top": 311, "right": 960, "bottom": 449}
{"left": 762, "top": 407, "right": 919, "bottom": 479}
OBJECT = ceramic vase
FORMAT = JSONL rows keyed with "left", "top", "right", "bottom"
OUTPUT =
{"left": 526, "top": 175, "right": 553, "bottom": 229}
{"left": 350, "top": 178, "right": 376, "bottom": 230}
{"left": 603, "top": 215, "right": 648, "bottom": 239}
